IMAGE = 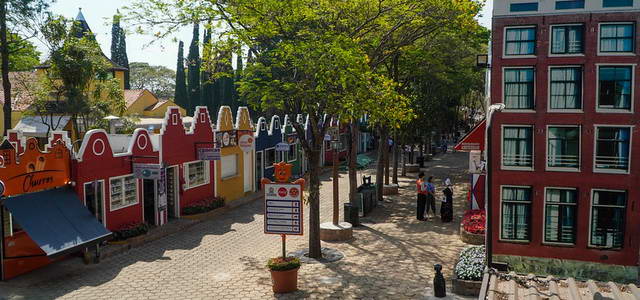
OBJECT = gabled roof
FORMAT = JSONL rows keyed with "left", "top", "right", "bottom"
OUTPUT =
{"left": 454, "top": 119, "right": 485, "bottom": 152}
{"left": 124, "top": 89, "right": 145, "bottom": 108}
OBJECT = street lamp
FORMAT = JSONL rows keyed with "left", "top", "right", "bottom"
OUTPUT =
{"left": 476, "top": 54, "right": 490, "bottom": 68}
{"left": 331, "top": 132, "right": 342, "bottom": 226}
{"left": 485, "top": 103, "right": 505, "bottom": 268}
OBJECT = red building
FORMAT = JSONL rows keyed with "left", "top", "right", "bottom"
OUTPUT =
{"left": 324, "top": 117, "right": 349, "bottom": 165}
{"left": 489, "top": 0, "right": 640, "bottom": 282}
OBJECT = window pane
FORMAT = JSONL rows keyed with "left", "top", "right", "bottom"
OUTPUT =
{"left": 599, "top": 66, "right": 632, "bottom": 109}
{"left": 600, "top": 24, "right": 634, "bottom": 52}
{"left": 593, "top": 190, "right": 626, "bottom": 206}
{"left": 505, "top": 28, "right": 536, "bottom": 55}
{"left": 548, "top": 127, "right": 580, "bottom": 168}
{"left": 603, "top": 0, "right": 633, "bottom": 7}
{"left": 511, "top": 2, "right": 539, "bottom": 12}
{"left": 550, "top": 67, "right": 582, "bottom": 109}
{"left": 552, "top": 25, "right": 584, "bottom": 54}
{"left": 504, "top": 69, "right": 534, "bottom": 109}
{"left": 556, "top": 0, "right": 585, "bottom": 9}
{"left": 503, "top": 127, "right": 533, "bottom": 167}
{"left": 501, "top": 187, "right": 531, "bottom": 241}
{"left": 591, "top": 190, "right": 626, "bottom": 248}
{"left": 595, "top": 127, "right": 630, "bottom": 170}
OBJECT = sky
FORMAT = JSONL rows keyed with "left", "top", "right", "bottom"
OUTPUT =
{"left": 38, "top": 0, "right": 494, "bottom": 71}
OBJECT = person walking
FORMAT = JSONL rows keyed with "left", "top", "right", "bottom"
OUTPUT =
{"left": 425, "top": 176, "right": 436, "bottom": 220}
{"left": 416, "top": 172, "right": 428, "bottom": 220}
{"left": 441, "top": 178, "right": 454, "bottom": 222}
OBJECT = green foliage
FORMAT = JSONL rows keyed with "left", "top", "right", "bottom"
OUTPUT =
{"left": 267, "top": 257, "right": 301, "bottom": 271}
{"left": 129, "top": 62, "right": 176, "bottom": 99}
{"left": 186, "top": 22, "right": 200, "bottom": 114}
{"left": 5, "top": 34, "right": 40, "bottom": 71}
{"left": 110, "top": 11, "right": 130, "bottom": 89}
{"left": 455, "top": 246, "right": 485, "bottom": 281}
{"left": 112, "top": 222, "right": 150, "bottom": 241}
{"left": 182, "top": 197, "right": 224, "bottom": 215}
{"left": 174, "top": 41, "right": 188, "bottom": 109}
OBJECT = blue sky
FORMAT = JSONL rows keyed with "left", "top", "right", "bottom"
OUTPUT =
{"left": 38, "top": 0, "right": 493, "bottom": 71}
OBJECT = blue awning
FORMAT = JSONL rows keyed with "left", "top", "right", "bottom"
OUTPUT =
{"left": 3, "top": 187, "right": 112, "bottom": 257}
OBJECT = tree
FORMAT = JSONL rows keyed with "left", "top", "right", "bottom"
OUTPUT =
{"left": 174, "top": 41, "right": 187, "bottom": 109}
{"left": 186, "top": 22, "right": 200, "bottom": 114}
{"left": 200, "top": 27, "right": 214, "bottom": 109}
{"left": 3, "top": 33, "right": 40, "bottom": 71}
{"left": 1, "top": 0, "right": 52, "bottom": 136}
{"left": 129, "top": 62, "right": 176, "bottom": 99}
{"left": 110, "top": 10, "right": 130, "bottom": 89}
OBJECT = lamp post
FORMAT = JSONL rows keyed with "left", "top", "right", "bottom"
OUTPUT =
{"left": 331, "top": 131, "right": 341, "bottom": 226}
{"left": 485, "top": 103, "right": 505, "bottom": 268}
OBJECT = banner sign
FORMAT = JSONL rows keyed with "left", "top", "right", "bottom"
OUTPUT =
{"left": 469, "top": 150, "right": 485, "bottom": 174}
{"left": 275, "top": 142, "right": 290, "bottom": 152}
{"left": 133, "top": 163, "right": 162, "bottom": 180}
{"left": 215, "top": 131, "right": 237, "bottom": 148}
{"left": 238, "top": 131, "right": 255, "bottom": 152}
{"left": 198, "top": 148, "right": 221, "bottom": 161}
{"left": 264, "top": 183, "right": 303, "bottom": 235}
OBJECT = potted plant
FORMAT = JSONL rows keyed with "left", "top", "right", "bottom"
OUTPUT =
{"left": 108, "top": 222, "right": 150, "bottom": 245}
{"left": 460, "top": 210, "right": 485, "bottom": 245}
{"left": 267, "top": 256, "right": 301, "bottom": 293}
{"left": 182, "top": 197, "right": 225, "bottom": 219}
{"left": 452, "top": 245, "right": 485, "bottom": 296}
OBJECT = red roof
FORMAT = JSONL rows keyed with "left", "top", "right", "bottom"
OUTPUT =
{"left": 454, "top": 119, "right": 485, "bottom": 152}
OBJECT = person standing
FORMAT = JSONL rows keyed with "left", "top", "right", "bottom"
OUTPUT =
{"left": 416, "top": 172, "right": 427, "bottom": 220}
{"left": 425, "top": 176, "right": 436, "bottom": 220}
{"left": 441, "top": 178, "right": 454, "bottom": 222}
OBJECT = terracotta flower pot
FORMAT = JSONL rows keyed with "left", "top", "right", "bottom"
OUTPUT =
{"left": 270, "top": 267, "right": 300, "bottom": 293}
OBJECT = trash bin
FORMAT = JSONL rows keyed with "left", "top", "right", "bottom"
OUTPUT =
{"left": 344, "top": 203, "right": 360, "bottom": 226}
{"left": 417, "top": 156, "right": 425, "bottom": 168}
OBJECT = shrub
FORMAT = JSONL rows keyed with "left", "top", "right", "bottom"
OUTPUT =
{"left": 112, "top": 222, "right": 149, "bottom": 241}
{"left": 183, "top": 197, "right": 225, "bottom": 215}
{"left": 267, "top": 257, "right": 301, "bottom": 271}
{"left": 454, "top": 245, "right": 485, "bottom": 281}
{"left": 462, "top": 210, "right": 486, "bottom": 235}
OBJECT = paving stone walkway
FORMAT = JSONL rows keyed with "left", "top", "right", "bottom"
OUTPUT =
{"left": 0, "top": 151, "right": 475, "bottom": 300}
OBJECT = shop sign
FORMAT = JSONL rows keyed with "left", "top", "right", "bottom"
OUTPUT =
{"left": 469, "top": 150, "right": 485, "bottom": 173}
{"left": 324, "top": 134, "right": 331, "bottom": 141}
{"left": 197, "top": 148, "right": 221, "bottom": 161}
{"left": 215, "top": 131, "right": 237, "bottom": 148}
{"left": 133, "top": 163, "right": 162, "bottom": 180}
{"left": 275, "top": 142, "right": 290, "bottom": 152}
{"left": 238, "top": 132, "right": 254, "bottom": 152}
{"left": 264, "top": 183, "right": 303, "bottom": 235}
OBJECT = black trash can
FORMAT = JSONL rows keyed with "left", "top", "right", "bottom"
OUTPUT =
{"left": 344, "top": 203, "right": 360, "bottom": 226}
{"left": 417, "top": 156, "right": 425, "bottom": 168}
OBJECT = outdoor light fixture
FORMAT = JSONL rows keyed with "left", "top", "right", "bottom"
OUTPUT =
{"left": 476, "top": 54, "right": 490, "bottom": 68}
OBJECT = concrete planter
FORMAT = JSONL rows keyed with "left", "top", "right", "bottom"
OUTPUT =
{"left": 451, "top": 276, "right": 482, "bottom": 297}
{"left": 107, "top": 233, "right": 147, "bottom": 246}
{"left": 459, "top": 223, "right": 485, "bottom": 245}
{"left": 181, "top": 206, "right": 226, "bottom": 220}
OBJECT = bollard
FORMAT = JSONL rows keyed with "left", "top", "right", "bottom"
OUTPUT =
{"left": 433, "top": 264, "right": 446, "bottom": 298}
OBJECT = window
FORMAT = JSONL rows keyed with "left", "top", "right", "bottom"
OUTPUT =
{"left": 545, "top": 188, "right": 577, "bottom": 244}
{"left": 505, "top": 27, "right": 536, "bottom": 55}
{"left": 548, "top": 127, "right": 580, "bottom": 169}
{"left": 265, "top": 148, "right": 276, "bottom": 168}
{"left": 504, "top": 68, "right": 535, "bottom": 109}
{"left": 510, "top": 2, "right": 539, "bottom": 12}
{"left": 551, "top": 25, "right": 584, "bottom": 54}
{"left": 556, "top": 0, "right": 585, "bottom": 9}
{"left": 598, "top": 66, "right": 632, "bottom": 110}
{"left": 603, "top": 0, "right": 633, "bottom": 7}
{"left": 600, "top": 24, "right": 634, "bottom": 53}
{"left": 288, "top": 144, "right": 297, "bottom": 162}
{"left": 185, "top": 161, "right": 209, "bottom": 188}
{"left": 591, "top": 190, "right": 626, "bottom": 248}
{"left": 595, "top": 127, "right": 631, "bottom": 171}
{"left": 260, "top": 122, "right": 266, "bottom": 131}
{"left": 503, "top": 126, "right": 533, "bottom": 168}
{"left": 550, "top": 67, "right": 582, "bottom": 109}
{"left": 110, "top": 175, "right": 138, "bottom": 210}
{"left": 221, "top": 155, "right": 238, "bottom": 179}
{"left": 501, "top": 186, "right": 532, "bottom": 241}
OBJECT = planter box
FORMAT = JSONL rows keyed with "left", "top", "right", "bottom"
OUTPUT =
{"left": 182, "top": 206, "right": 226, "bottom": 220}
{"left": 107, "top": 233, "right": 147, "bottom": 246}
{"left": 451, "top": 276, "right": 482, "bottom": 297}
{"left": 459, "top": 223, "right": 485, "bottom": 245}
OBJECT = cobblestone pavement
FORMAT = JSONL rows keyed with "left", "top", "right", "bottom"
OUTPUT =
{"left": 0, "top": 152, "right": 475, "bottom": 300}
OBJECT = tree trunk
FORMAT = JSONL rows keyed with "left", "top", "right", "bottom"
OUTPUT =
{"left": 376, "top": 127, "right": 387, "bottom": 202}
{"left": 307, "top": 147, "right": 322, "bottom": 259}
{"left": 384, "top": 132, "right": 390, "bottom": 185}
{"left": 392, "top": 134, "right": 398, "bottom": 184}
{"left": 1, "top": 1, "right": 10, "bottom": 137}
{"left": 348, "top": 122, "right": 358, "bottom": 204}
{"left": 401, "top": 143, "right": 407, "bottom": 176}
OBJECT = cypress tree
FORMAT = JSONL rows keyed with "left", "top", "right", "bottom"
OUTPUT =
{"left": 186, "top": 22, "right": 201, "bottom": 115}
{"left": 174, "top": 41, "right": 188, "bottom": 110}
{"left": 110, "top": 10, "right": 130, "bottom": 89}
{"left": 201, "top": 28, "right": 214, "bottom": 113}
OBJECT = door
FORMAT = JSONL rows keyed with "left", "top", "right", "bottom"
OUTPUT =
{"left": 255, "top": 151, "right": 263, "bottom": 190}
{"left": 143, "top": 179, "right": 157, "bottom": 226}
{"left": 84, "top": 181, "right": 105, "bottom": 225}
{"left": 166, "top": 166, "right": 179, "bottom": 219}
{"left": 244, "top": 151, "right": 252, "bottom": 192}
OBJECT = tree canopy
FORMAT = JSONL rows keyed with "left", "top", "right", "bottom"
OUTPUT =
{"left": 129, "top": 62, "right": 176, "bottom": 99}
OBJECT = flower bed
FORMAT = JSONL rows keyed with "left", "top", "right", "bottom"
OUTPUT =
{"left": 460, "top": 210, "right": 485, "bottom": 245}
{"left": 111, "top": 222, "right": 150, "bottom": 242}
{"left": 183, "top": 197, "right": 225, "bottom": 216}
{"left": 452, "top": 245, "right": 485, "bottom": 296}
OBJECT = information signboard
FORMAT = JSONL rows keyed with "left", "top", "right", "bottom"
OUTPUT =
{"left": 275, "top": 142, "right": 290, "bottom": 152}
{"left": 133, "top": 163, "right": 162, "bottom": 180}
{"left": 264, "top": 183, "right": 303, "bottom": 235}
{"left": 198, "top": 148, "right": 221, "bottom": 161}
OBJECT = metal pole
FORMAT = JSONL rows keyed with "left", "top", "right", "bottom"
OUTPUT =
{"left": 281, "top": 234, "right": 286, "bottom": 259}
{"left": 486, "top": 121, "right": 493, "bottom": 267}
{"left": 333, "top": 144, "right": 339, "bottom": 225}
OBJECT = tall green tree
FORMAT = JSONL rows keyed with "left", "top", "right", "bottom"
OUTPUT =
{"left": 174, "top": 41, "right": 187, "bottom": 109}
{"left": 200, "top": 27, "right": 214, "bottom": 111}
{"left": 1, "top": 0, "right": 52, "bottom": 136}
{"left": 129, "top": 62, "right": 176, "bottom": 99}
{"left": 186, "top": 22, "right": 200, "bottom": 114}
{"left": 110, "top": 10, "right": 130, "bottom": 89}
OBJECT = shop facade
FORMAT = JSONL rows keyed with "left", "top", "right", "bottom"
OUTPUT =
{"left": 254, "top": 115, "right": 283, "bottom": 189}
{"left": 282, "top": 115, "right": 303, "bottom": 178}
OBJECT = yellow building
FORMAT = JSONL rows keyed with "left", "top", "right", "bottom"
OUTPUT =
{"left": 214, "top": 106, "right": 255, "bottom": 202}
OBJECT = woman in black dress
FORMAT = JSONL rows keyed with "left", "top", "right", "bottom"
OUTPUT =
{"left": 441, "top": 178, "right": 454, "bottom": 222}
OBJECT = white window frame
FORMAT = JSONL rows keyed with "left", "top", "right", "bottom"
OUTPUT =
{"left": 501, "top": 125, "right": 535, "bottom": 171}
{"left": 220, "top": 154, "right": 239, "bottom": 180}
{"left": 597, "top": 22, "right": 636, "bottom": 57}
{"left": 503, "top": 25, "right": 537, "bottom": 59}
{"left": 499, "top": 185, "right": 533, "bottom": 243}
{"left": 542, "top": 187, "right": 578, "bottom": 246}
{"left": 588, "top": 188, "right": 627, "bottom": 249}
{"left": 593, "top": 124, "right": 633, "bottom": 174}
{"left": 502, "top": 67, "right": 536, "bottom": 113}
{"left": 109, "top": 174, "right": 139, "bottom": 212}
{"left": 265, "top": 147, "right": 276, "bottom": 169}
{"left": 83, "top": 180, "right": 107, "bottom": 226}
{"left": 183, "top": 160, "right": 210, "bottom": 189}
{"left": 595, "top": 64, "right": 636, "bottom": 114}
{"left": 547, "top": 65, "right": 584, "bottom": 113}
{"left": 548, "top": 24, "right": 586, "bottom": 58}
{"left": 546, "top": 125, "right": 581, "bottom": 172}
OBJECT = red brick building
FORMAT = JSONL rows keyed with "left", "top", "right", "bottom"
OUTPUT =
{"left": 489, "top": 0, "right": 640, "bottom": 282}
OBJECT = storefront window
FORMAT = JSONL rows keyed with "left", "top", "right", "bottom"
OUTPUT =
{"left": 221, "top": 155, "right": 238, "bottom": 179}
{"left": 110, "top": 175, "right": 138, "bottom": 210}
{"left": 590, "top": 190, "right": 626, "bottom": 249}
{"left": 186, "top": 161, "right": 208, "bottom": 188}
{"left": 544, "top": 188, "right": 577, "bottom": 244}
{"left": 265, "top": 148, "right": 276, "bottom": 168}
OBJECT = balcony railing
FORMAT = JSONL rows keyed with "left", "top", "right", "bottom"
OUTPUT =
{"left": 503, "top": 154, "right": 533, "bottom": 167}
{"left": 547, "top": 154, "right": 579, "bottom": 168}
{"left": 595, "top": 156, "right": 629, "bottom": 170}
